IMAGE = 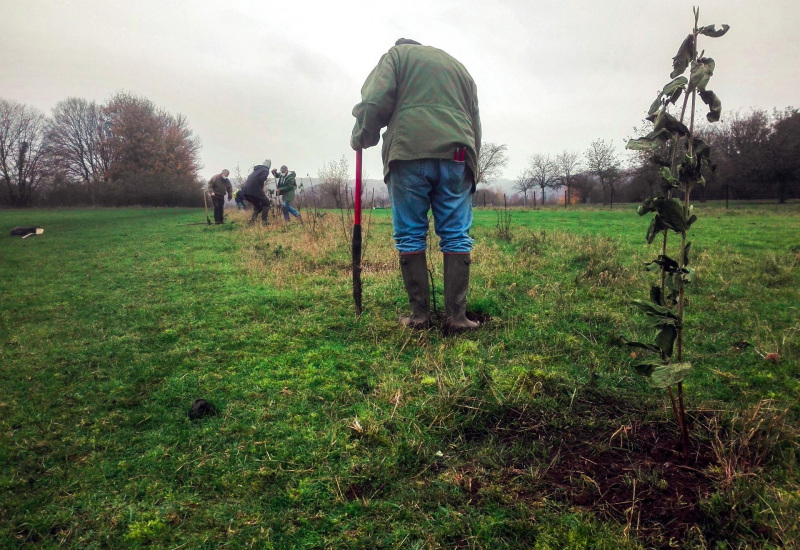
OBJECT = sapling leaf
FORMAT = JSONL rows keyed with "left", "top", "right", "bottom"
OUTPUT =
{"left": 625, "top": 340, "right": 662, "bottom": 354}
{"left": 698, "top": 24, "right": 730, "bottom": 38}
{"left": 648, "top": 362, "right": 693, "bottom": 389}
{"left": 648, "top": 96, "right": 663, "bottom": 118}
{"left": 660, "top": 167, "right": 680, "bottom": 187}
{"left": 650, "top": 285, "right": 663, "bottom": 306}
{"left": 659, "top": 76, "right": 688, "bottom": 106}
{"left": 699, "top": 89, "right": 722, "bottom": 122}
{"left": 654, "top": 111, "right": 691, "bottom": 136}
{"left": 627, "top": 129, "right": 673, "bottom": 151}
{"left": 632, "top": 299, "right": 677, "bottom": 319}
{"left": 638, "top": 198, "right": 657, "bottom": 216}
{"left": 656, "top": 326, "right": 678, "bottom": 357}
{"left": 655, "top": 197, "right": 688, "bottom": 232}
{"left": 688, "top": 58, "right": 715, "bottom": 92}
{"left": 671, "top": 34, "right": 694, "bottom": 78}
{"left": 683, "top": 241, "right": 692, "bottom": 266}
{"left": 645, "top": 215, "right": 666, "bottom": 244}
{"left": 691, "top": 138, "right": 712, "bottom": 162}
{"left": 686, "top": 214, "right": 697, "bottom": 229}
{"left": 633, "top": 358, "right": 665, "bottom": 377}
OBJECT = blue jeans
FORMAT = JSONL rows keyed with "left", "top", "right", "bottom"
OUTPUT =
{"left": 282, "top": 200, "right": 300, "bottom": 221}
{"left": 388, "top": 159, "right": 474, "bottom": 253}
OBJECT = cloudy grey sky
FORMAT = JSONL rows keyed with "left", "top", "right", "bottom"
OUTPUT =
{"left": 1, "top": 0, "right": 798, "bottom": 186}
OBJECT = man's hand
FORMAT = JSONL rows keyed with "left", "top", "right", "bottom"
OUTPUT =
{"left": 227, "top": 194, "right": 232, "bottom": 201}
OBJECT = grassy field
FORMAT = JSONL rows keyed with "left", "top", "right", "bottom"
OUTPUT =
{"left": 1, "top": 204, "right": 798, "bottom": 549}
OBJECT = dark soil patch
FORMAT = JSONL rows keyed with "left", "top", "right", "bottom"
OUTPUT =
{"left": 541, "top": 420, "right": 714, "bottom": 547}
{"left": 473, "top": 390, "right": 719, "bottom": 549}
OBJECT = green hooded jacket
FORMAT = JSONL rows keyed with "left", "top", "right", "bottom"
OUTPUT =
{"left": 351, "top": 43, "right": 481, "bottom": 185}
{"left": 276, "top": 171, "right": 297, "bottom": 203}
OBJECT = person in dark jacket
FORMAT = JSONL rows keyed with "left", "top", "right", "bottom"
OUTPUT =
{"left": 272, "top": 165, "right": 301, "bottom": 221}
{"left": 351, "top": 39, "right": 481, "bottom": 332}
{"left": 233, "top": 187, "right": 247, "bottom": 210}
{"left": 207, "top": 170, "right": 232, "bottom": 224}
{"left": 243, "top": 160, "right": 272, "bottom": 226}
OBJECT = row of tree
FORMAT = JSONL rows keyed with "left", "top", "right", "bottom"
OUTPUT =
{"left": 476, "top": 108, "right": 800, "bottom": 207}
{"left": 0, "top": 94, "right": 202, "bottom": 207}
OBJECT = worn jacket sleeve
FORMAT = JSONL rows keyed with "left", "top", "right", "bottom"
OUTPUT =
{"left": 350, "top": 53, "right": 398, "bottom": 150}
{"left": 225, "top": 178, "right": 232, "bottom": 196}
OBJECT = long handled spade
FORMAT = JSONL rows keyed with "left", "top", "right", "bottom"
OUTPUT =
{"left": 352, "top": 149, "right": 363, "bottom": 316}
{"left": 202, "top": 188, "right": 212, "bottom": 225}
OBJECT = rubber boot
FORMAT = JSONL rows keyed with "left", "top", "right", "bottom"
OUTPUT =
{"left": 443, "top": 253, "right": 480, "bottom": 332}
{"left": 398, "top": 252, "right": 430, "bottom": 329}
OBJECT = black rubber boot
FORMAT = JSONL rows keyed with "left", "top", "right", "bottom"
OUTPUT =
{"left": 443, "top": 253, "right": 480, "bottom": 332}
{"left": 399, "top": 252, "right": 430, "bottom": 329}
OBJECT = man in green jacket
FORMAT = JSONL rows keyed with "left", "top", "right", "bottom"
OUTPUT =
{"left": 351, "top": 39, "right": 481, "bottom": 331}
{"left": 207, "top": 170, "right": 232, "bottom": 224}
{"left": 272, "top": 165, "right": 301, "bottom": 222}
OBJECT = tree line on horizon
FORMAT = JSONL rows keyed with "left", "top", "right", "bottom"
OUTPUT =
{"left": 3, "top": 92, "right": 797, "bottom": 209}
{"left": 0, "top": 93, "right": 201, "bottom": 207}
{"left": 476, "top": 108, "right": 800, "bottom": 208}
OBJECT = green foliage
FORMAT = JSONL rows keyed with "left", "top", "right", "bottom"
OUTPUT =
{"left": 1, "top": 206, "right": 798, "bottom": 548}
{"left": 625, "top": 9, "right": 729, "bottom": 447}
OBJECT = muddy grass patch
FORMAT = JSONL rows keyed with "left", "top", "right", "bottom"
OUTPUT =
{"left": 450, "top": 391, "right": 789, "bottom": 549}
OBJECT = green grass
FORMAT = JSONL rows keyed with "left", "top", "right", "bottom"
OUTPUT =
{"left": 1, "top": 204, "right": 798, "bottom": 549}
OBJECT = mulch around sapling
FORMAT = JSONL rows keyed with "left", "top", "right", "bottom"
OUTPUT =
{"left": 460, "top": 389, "right": 722, "bottom": 549}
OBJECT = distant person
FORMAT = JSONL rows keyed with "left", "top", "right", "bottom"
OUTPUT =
{"left": 350, "top": 39, "right": 481, "bottom": 331}
{"left": 233, "top": 187, "right": 247, "bottom": 210}
{"left": 272, "top": 165, "right": 301, "bottom": 222}
{"left": 207, "top": 169, "right": 232, "bottom": 224}
{"left": 243, "top": 160, "right": 272, "bottom": 226}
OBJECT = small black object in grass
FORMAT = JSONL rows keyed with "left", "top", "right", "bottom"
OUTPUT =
{"left": 188, "top": 398, "right": 218, "bottom": 420}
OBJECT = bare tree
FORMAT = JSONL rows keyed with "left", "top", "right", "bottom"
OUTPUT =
{"left": 0, "top": 98, "right": 51, "bottom": 206}
{"left": 584, "top": 138, "right": 620, "bottom": 208}
{"left": 512, "top": 168, "right": 534, "bottom": 206}
{"left": 476, "top": 142, "right": 509, "bottom": 186}
{"left": 317, "top": 155, "right": 350, "bottom": 209}
{"left": 555, "top": 150, "right": 581, "bottom": 206}
{"left": 48, "top": 97, "right": 113, "bottom": 205}
{"left": 527, "top": 153, "right": 558, "bottom": 205}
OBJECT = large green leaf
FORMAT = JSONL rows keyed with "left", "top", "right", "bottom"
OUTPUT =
{"left": 653, "top": 197, "right": 688, "bottom": 232}
{"left": 671, "top": 35, "right": 694, "bottom": 78}
{"left": 691, "top": 138, "right": 712, "bottom": 163}
{"left": 661, "top": 76, "right": 688, "bottom": 105}
{"left": 632, "top": 299, "right": 678, "bottom": 319}
{"left": 654, "top": 111, "right": 690, "bottom": 136}
{"left": 683, "top": 241, "right": 692, "bottom": 266}
{"left": 648, "top": 362, "right": 693, "bottom": 389}
{"left": 689, "top": 58, "right": 715, "bottom": 92}
{"left": 645, "top": 254, "right": 680, "bottom": 274}
{"left": 699, "top": 89, "right": 722, "bottom": 122}
{"left": 625, "top": 340, "right": 662, "bottom": 354}
{"left": 627, "top": 129, "right": 673, "bottom": 151}
{"left": 632, "top": 358, "right": 665, "bottom": 377}
{"left": 698, "top": 24, "right": 730, "bottom": 38}
{"left": 650, "top": 285, "right": 663, "bottom": 307}
{"left": 645, "top": 214, "right": 667, "bottom": 244}
{"left": 655, "top": 325, "right": 678, "bottom": 357}
{"left": 660, "top": 167, "right": 681, "bottom": 188}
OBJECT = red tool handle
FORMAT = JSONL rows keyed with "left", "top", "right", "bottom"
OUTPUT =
{"left": 355, "top": 149, "right": 362, "bottom": 225}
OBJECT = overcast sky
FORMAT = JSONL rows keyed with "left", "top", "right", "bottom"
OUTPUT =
{"left": 2, "top": 0, "right": 798, "bottom": 186}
